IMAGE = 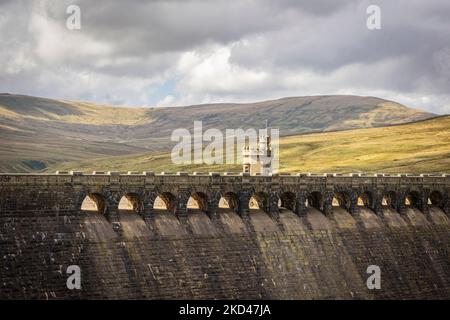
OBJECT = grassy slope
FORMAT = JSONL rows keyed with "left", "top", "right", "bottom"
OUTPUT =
{"left": 0, "top": 95, "right": 152, "bottom": 171}
{"left": 0, "top": 94, "right": 436, "bottom": 172}
{"left": 47, "top": 115, "right": 450, "bottom": 174}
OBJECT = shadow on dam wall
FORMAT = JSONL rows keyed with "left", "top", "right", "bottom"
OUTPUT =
{"left": 1, "top": 205, "right": 450, "bottom": 299}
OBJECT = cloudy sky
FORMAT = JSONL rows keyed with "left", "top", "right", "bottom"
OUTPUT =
{"left": 1, "top": 0, "right": 450, "bottom": 113}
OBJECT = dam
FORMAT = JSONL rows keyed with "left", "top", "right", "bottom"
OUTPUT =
{"left": 0, "top": 171, "right": 449, "bottom": 299}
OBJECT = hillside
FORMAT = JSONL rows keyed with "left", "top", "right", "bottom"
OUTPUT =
{"left": 0, "top": 93, "right": 435, "bottom": 172}
{"left": 47, "top": 115, "right": 450, "bottom": 174}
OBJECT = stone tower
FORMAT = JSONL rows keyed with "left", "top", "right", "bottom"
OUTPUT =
{"left": 242, "top": 120, "right": 273, "bottom": 175}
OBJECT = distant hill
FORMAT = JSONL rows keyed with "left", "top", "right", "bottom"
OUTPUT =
{"left": 47, "top": 115, "right": 450, "bottom": 174}
{"left": 0, "top": 93, "right": 436, "bottom": 172}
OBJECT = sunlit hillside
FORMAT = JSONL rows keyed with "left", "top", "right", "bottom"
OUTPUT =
{"left": 0, "top": 93, "right": 435, "bottom": 172}
{"left": 47, "top": 116, "right": 450, "bottom": 174}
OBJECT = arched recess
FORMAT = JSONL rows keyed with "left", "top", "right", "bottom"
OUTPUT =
{"left": 332, "top": 191, "right": 351, "bottom": 211}
{"left": 153, "top": 192, "right": 177, "bottom": 213}
{"left": 405, "top": 190, "right": 420, "bottom": 208}
{"left": 118, "top": 193, "right": 143, "bottom": 214}
{"left": 219, "top": 192, "right": 239, "bottom": 212}
{"left": 249, "top": 192, "right": 268, "bottom": 211}
{"left": 305, "top": 191, "right": 323, "bottom": 211}
{"left": 279, "top": 191, "right": 296, "bottom": 211}
{"left": 80, "top": 193, "right": 106, "bottom": 215}
{"left": 357, "top": 191, "right": 373, "bottom": 208}
{"left": 382, "top": 191, "right": 397, "bottom": 209}
{"left": 187, "top": 192, "right": 208, "bottom": 212}
{"left": 428, "top": 190, "right": 443, "bottom": 209}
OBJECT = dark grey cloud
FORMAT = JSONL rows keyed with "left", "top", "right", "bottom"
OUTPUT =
{"left": 43, "top": 0, "right": 286, "bottom": 54}
{"left": 272, "top": 0, "right": 354, "bottom": 15}
{"left": 0, "top": 0, "right": 449, "bottom": 112}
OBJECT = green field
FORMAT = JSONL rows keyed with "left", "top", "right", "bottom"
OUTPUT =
{"left": 47, "top": 115, "right": 450, "bottom": 174}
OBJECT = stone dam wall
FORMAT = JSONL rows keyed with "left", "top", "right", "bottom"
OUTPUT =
{"left": 0, "top": 172, "right": 449, "bottom": 299}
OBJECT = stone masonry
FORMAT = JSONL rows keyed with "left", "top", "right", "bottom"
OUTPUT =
{"left": 0, "top": 171, "right": 449, "bottom": 299}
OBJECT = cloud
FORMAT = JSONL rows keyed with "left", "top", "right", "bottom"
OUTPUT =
{"left": 0, "top": 0, "right": 449, "bottom": 113}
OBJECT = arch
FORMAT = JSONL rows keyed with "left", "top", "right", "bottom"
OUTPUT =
{"left": 428, "top": 190, "right": 443, "bottom": 208}
{"left": 382, "top": 191, "right": 396, "bottom": 208}
{"left": 187, "top": 192, "right": 208, "bottom": 212}
{"left": 279, "top": 191, "right": 296, "bottom": 211}
{"left": 80, "top": 193, "right": 106, "bottom": 215}
{"left": 333, "top": 191, "right": 351, "bottom": 210}
{"left": 219, "top": 192, "right": 239, "bottom": 212}
{"left": 357, "top": 191, "right": 373, "bottom": 207}
{"left": 153, "top": 192, "right": 176, "bottom": 212}
{"left": 405, "top": 190, "right": 420, "bottom": 207}
{"left": 306, "top": 191, "right": 323, "bottom": 210}
{"left": 249, "top": 192, "right": 268, "bottom": 211}
{"left": 118, "top": 193, "right": 143, "bottom": 214}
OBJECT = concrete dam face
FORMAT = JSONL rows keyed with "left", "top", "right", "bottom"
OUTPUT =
{"left": 0, "top": 172, "right": 449, "bottom": 299}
